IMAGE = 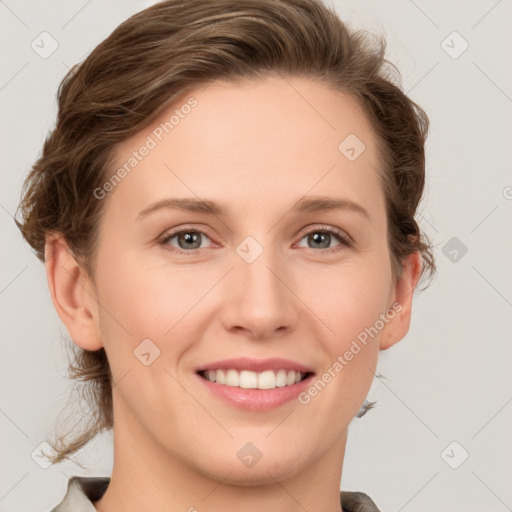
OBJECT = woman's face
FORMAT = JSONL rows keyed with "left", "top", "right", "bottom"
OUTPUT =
{"left": 77, "top": 75, "right": 416, "bottom": 483}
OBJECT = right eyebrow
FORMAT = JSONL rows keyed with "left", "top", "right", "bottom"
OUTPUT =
{"left": 137, "top": 198, "right": 225, "bottom": 220}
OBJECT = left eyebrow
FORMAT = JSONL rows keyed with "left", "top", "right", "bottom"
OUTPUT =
{"left": 136, "top": 195, "right": 371, "bottom": 222}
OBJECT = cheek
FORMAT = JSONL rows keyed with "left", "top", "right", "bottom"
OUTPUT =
{"left": 303, "top": 257, "right": 391, "bottom": 408}
{"left": 301, "top": 265, "right": 388, "bottom": 418}
{"left": 94, "top": 255, "right": 209, "bottom": 372}
{"left": 95, "top": 252, "right": 178, "bottom": 330}
{"left": 310, "top": 257, "right": 393, "bottom": 344}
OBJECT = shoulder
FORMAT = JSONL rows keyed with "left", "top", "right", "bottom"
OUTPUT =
{"left": 340, "top": 490, "right": 382, "bottom": 512}
{"left": 49, "top": 476, "right": 110, "bottom": 512}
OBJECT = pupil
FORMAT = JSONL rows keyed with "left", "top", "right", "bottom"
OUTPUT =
{"left": 311, "top": 232, "right": 329, "bottom": 249}
{"left": 181, "top": 232, "right": 200, "bottom": 249}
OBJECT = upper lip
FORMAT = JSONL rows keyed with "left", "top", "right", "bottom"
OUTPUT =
{"left": 195, "top": 357, "right": 315, "bottom": 374}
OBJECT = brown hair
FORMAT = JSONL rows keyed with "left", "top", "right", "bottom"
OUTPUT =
{"left": 15, "top": 0, "right": 436, "bottom": 465}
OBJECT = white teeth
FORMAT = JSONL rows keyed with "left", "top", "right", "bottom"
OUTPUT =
{"left": 202, "top": 369, "right": 308, "bottom": 389}
{"left": 274, "top": 369, "right": 288, "bottom": 388}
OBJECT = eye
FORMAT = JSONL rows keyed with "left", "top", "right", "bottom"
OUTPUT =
{"left": 158, "top": 224, "right": 352, "bottom": 255}
{"left": 159, "top": 228, "right": 214, "bottom": 254}
{"left": 295, "top": 226, "right": 352, "bottom": 253}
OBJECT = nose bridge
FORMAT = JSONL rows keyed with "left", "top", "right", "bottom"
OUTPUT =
{"left": 240, "top": 238, "right": 283, "bottom": 297}
{"left": 222, "top": 234, "right": 298, "bottom": 337}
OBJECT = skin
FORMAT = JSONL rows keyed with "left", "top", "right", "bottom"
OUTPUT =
{"left": 46, "top": 74, "right": 421, "bottom": 512}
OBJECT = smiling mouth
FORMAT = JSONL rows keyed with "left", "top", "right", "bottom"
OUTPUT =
{"left": 197, "top": 369, "right": 314, "bottom": 390}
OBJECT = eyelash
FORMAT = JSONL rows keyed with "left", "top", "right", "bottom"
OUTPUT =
{"left": 158, "top": 225, "right": 352, "bottom": 255}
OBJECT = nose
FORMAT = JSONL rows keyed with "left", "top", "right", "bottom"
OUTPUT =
{"left": 220, "top": 245, "right": 299, "bottom": 340}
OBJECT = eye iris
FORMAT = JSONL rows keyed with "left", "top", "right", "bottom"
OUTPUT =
{"left": 309, "top": 232, "right": 330, "bottom": 249}
{"left": 179, "top": 231, "right": 201, "bottom": 249}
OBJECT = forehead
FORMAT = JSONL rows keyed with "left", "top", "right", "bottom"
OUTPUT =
{"left": 105, "top": 75, "right": 385, "bottom": 222}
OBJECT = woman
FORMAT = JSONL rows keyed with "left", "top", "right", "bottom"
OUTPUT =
{"left": 16, "top": 0, "right": 435, "bottom": 510}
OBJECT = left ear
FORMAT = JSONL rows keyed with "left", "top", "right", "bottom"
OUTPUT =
{"left": 379, "top": 251, "right": 422, "bottom": 350}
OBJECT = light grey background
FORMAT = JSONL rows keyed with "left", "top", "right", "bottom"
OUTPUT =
{"left": 1, "top": 1, "right": 511, "bottom": 511}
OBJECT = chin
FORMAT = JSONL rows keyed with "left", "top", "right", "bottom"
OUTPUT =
{"left": 191, "top": 444, "right": 309, "bottom": 486}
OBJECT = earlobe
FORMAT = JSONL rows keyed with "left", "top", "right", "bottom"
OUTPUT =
{"left": 379, "top": 252, "right": 422, "bottom": 351}
{"left": 45, "top": 233, "right": 104, "bottom": 351}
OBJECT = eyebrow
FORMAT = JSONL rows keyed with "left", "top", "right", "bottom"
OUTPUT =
{"left": 136, "top": 195, "right": 370, "bottom": 221}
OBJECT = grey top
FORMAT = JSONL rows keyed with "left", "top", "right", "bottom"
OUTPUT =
{"left": 50, "top": 476, "right": 382, "bottom": 512}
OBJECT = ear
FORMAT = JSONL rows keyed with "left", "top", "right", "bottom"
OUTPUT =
{"left": 45, "top": 233, "right": 104, "bottom": 351}
{"left": 379, "top": 251, "right": 422, "bottom": 350}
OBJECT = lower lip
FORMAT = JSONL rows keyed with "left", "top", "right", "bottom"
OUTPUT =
{"left": 195, "top": 372, "right": 315, "bottom": 411}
